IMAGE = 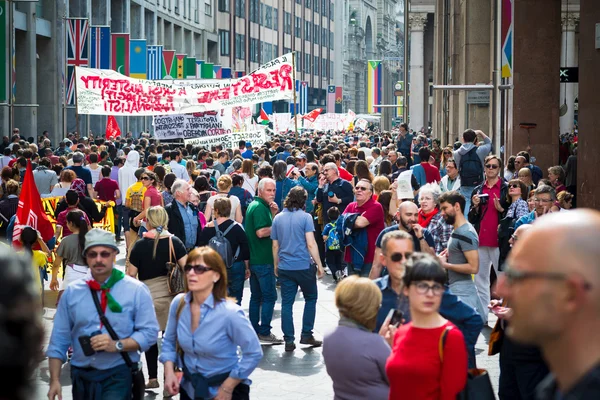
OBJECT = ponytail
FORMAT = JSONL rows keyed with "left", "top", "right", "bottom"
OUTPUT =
{"left": 66, "top": 210, "right": 89, "bottom": 254}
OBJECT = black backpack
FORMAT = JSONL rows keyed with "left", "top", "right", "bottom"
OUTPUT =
{"left": 207, "top": 221, "right": 241, "bottom": 268}
{"left": 459, "top": 147, "right": 483, "bottom": 187}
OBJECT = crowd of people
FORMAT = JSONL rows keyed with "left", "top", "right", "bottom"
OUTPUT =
{"left": 0, "top": 123, "right": 597, "bottom": 400}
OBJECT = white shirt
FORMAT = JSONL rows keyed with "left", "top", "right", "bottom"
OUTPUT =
{"left": 169, "top": 160, "right": 190, "bottom": 181}
{"left": 241, "top": 173, "right": 258, "bottom": 194}
{"left": 440, "top": 174, "right": 461, "bottom": 192}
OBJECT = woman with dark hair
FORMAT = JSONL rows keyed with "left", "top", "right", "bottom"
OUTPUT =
{"left": 384, "top": 253, "right": 467, "bottom": 399}
{"left": 378, "top": 160, "right": 393, "bottom": 179}
{"left": 0, "top": 252, "right": 45, "bottom": 400}
{"left": 353, "top": 160, "right": 374, "bottom": 187}
{"left": 162, "top": 173, "right": 177, "bottom": 206}
{"left": 0, "top": 166, "right": 14, "bottom": 199}
{"left": 133, "top": 170, "right": 164, "bottom": 229}
{"left": 154, "top": 165, "right": 167, "bottom": 191}
{"left": 504, "top": 156, "right": 517, "bottom": 181}
{"left": 305, "top": 149, "right": 316, "bottom": 164}
{"left": 229, "top": 174, "right": 254, "bottom": 217}
{"left": 273, "top": 160, "right": 298, "bottom": 210}
{"left": 50, "top": 209, "right": 89, "bottom": 294}
{"left": 498, "top": 178, "right": 530, "bottom": 268}
{"left": 18, "top": 226, "right": 50, "bottom": 295}
{"left": 54, "top": 180, "right": 105, "bottom": 227}
{"left": 193, "top": 175, "right": 215, "bottom": 213}
{"left": 377, "top": 190, "right": 395, "bottom": 227}
{"left": 161, "top": 247, "right": 263, "bottom": 400}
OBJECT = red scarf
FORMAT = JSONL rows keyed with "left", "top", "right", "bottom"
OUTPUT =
{"left": 418, "top": 207, "right": 439, "bottom": 228}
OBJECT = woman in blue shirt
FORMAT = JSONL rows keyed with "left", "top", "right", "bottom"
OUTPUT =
{"left": 161, "top": 246, "right": 263, "bottom": 400}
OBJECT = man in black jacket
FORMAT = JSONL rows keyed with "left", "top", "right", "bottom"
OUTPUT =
{"left": 165, "top": 179, "right": 202, "bottom": 251}
{"left": 316, "top": 162, "right": 354, "bottom": 224}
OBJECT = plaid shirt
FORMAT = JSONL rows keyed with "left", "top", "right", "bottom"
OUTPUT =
{"left": 428, "top": 212, "right": 453, "bottom": 254}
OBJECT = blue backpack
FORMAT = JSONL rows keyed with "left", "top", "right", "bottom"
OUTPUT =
{"left": 459, "top": 147, "right": 484, "bottom": 187}
{"left": 325, "top": 222, "right": 341, "bottom": 251}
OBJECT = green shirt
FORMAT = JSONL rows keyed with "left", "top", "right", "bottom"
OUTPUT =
{"left": 245, "top": 197, "right": 274, "bottom": 265}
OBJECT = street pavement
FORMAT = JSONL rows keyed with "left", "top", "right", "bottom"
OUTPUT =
{"left": 34, "top": 240, "right": 500, "bottom": 399}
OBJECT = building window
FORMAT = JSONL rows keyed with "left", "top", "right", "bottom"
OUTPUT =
{"left": 306, "top": 0, "right": 311, "bottom": 8}
{"left": 296, "top": 51, "right": 302, "bottom": 71}
{"left": 205, "top": 0, "right": 212, "bottom": 16}
{"left": 322, "top": 58, "right": 327, "bottom": 78}
{"left": 322, "top": 0, "right": 327, "bottom": 17}
{"left": 274, "top": 45, "right": 278, "bottom": 57}
{"left": 305, "top": 21, "right": 310, "bottom": 41}
{"left": 265, "top": 5, "right": 272, "bottom": 28}
{"left": 250, "top": 0, "right": 258, "bottom": 22}
{"left": 284, "top": 12, "right": 291, "bottom": 34}
{"left": 313, "top": 23, "right": 319, "bottom": 44}
{"left": 296, "top": 0, "right": 301, "bottom": 4}
{"left": 273, "top": 8, "right": 278, "bottom": 31}
{"left": 295, "top": 16, "right": 301, "bottom": 37}
{"left": 218, "top": 0, "right": 229, "bottom": 12}
{"left": 219, "top": 30, "right": 230, "bottom": 55}
{"left": 314, "top": 56, "right": 319, "bottom": 76}
{"left": 314, "top": 0, "right": 319, "bottom": 13}
{"left": 250, "top": 38, "right": 258, "bottom": 62}
{"left": 330, "top": 2, "right": 334, "bottom": 20}
{"left": 236, "top": 34, "right": 245, "bottom": 59}
{"left": 235, "top": 0, "right": 245, "bottom": 17}
{"left": 330, "top": 61, "right": 334, "bottom": 78}
{"left": 304, "top": 53, "right": 310, "bottom": 74}
{"left": 174, "top": 0, "right": 180, "bottom": 14}
{"left": 262, "top": 42, "right": 272, "bottom": 61}
{"left": 322, "top": 28, "right": 328, "bottom": 48}
{"left": 330, "top": 31, "right": 334, "bottom": 50}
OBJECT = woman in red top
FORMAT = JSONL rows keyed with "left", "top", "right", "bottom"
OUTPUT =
{"left": 384, "top": 253, "right": 467, "bottom": 400}
{"left": 133, "top": 171, "right": 164, "bottom": 228}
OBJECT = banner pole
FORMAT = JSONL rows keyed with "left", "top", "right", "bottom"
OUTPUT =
{"left": 292, "top": 52, "right": 298, "bottom": 139}
{"left": 74, "top": 67, "right": 80, "bottom": 136}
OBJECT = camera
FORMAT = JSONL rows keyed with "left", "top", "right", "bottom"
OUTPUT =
{"left": 477, "top": 193, "right": 489, "bottom": 205}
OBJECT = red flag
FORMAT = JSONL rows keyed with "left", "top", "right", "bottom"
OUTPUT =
{"left": 303, "top": 108, "right": 323, "bottom": 122}
{"left": 259, "top": 108, "right": 270, "bottom": 123}
{"left": 12, "top": 161, "right": 55, "bottom": 247}
{"left": 106, "top": 115, "right": 121, "bottom": 140}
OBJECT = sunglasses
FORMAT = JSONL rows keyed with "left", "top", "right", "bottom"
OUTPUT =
{"left": 389, "top": 252, "right": 413, "bottom": 262}
{"left": 86, "top": 250, "right": 113, "bottom": 259}
{"left": 141, "top": 176, "right": 152, "bottom": 180}
{"left": 485, "top": 164, "right": 499, "bottom": 169}
{"left": 443, "top": 151, "right": 452, "bottom": 155}
{"left": 508, "top": 184, "right": 520, "bottom": 189}
{"left": 355, "top": 186, "right": 371, "bottom": 191}
{"left": 184, "top": 264, "right": 212, "bottom": 274}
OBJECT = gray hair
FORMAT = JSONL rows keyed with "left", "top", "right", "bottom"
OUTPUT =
{"left": 258, "top": 177, "right": 276, "bottom": 193}
{"left": 72, "top": 152, "right": 84, "bottom": 163}
{"left": 534, "top": 185, "right": 557, "bottom": 201}
{"left": 171, "top": 178, "right": 189, "bottom": 196}
{"left": 381, "top": 230, "right": 412, "bottom": 255}
{"left": 418, "top": 183, "right": 442, "bottom": 205}
{"left": 324, "top": 162, "right": 339, "bottom": 176}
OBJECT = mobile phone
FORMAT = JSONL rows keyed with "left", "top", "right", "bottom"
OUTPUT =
{"left": 383, "top": 308, "right": 404, "bottom": 328}
{"left": 78, "top": 335, "right": 95, "bottom": 356}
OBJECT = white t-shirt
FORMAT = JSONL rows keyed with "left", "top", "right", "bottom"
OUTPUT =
{"left": 206, "top": 194, "right": 241, "bottom": 220}
{"left": 86, "top": 165, "right": 102, "bottom": 186}
{"left": 241, "top": 173, "right": 258, "bottom": 194}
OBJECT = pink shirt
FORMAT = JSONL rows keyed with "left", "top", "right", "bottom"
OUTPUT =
{"left": 143, "top": 186, "right": 163, "bottom": 207}
{"left": 343, "top": 197, "right": 385, "bottom": 264}
{"left": 479, "top": 179, "right": 501, "bottom": 247}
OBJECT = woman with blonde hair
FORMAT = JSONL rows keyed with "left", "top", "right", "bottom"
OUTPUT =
{"left": 440, "top": 146, "right": 454, "bottom": 177}
{"left": 204, "top": 175, "right": 243, "bottom": 223}
{"left": 372, "top": 176, "right": 391, "bottom": 201}
{"left": 323, "top": 276, "right": 390, "bottom": 400}
{"left": 241, "top": 159, "right": 258, "bottom": 194}
{"left": 161, "top": 247, "right": 263, "bottom": 399}
{"left": 129, "top": 206, "right": 188, "bottom": 390}
{"left": 185, "top": 160, "right": 197, "bottom": 183}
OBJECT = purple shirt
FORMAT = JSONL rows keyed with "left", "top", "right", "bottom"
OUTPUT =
{"left": 110, "top": 166, "right": 121, "bottom": 205}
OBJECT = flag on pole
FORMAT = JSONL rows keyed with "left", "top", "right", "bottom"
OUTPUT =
{"left": 258, "top": 108, "right": 270, "bottom": 125}
{"left": 195, "top": 60, "right": 204, "bottom": 79}
{"left": 105, "top": 115, "right": 121, "bottom": 140}
{"left": 367, "top": 60, "right": 382, "bottom": 113}
{"left": 335, "top": 86, "right": 343, "bottom": 113}
{"left": 129, "top": 39, "right": 147, "bottom": 79}
{"left": 161, "top": 50, "right": 176, "bottom": 78}
{"left": 299, "top": 81, "right": 308, "bottom": 115}
{"left": 12, "top": 161, "right": 54, "bottom": 247}
{"left": 201, "top": 63, "right": 214, "bottom": 79}
{"left": 303, "top": 108, "right": 323, "bottom": 122}
{"left": 90, "top": 26, "right": 110, "bottom": 69}
{"left": 221, "top": 67, "right": 232, "bottom": 79}
{"left": 326, "top": 85, "right": 336, "bottom": 113}
{"left": 175, "top": 54, "right": 186, "bottom": 79}
{"left": 185, "top": 57, "right": 196, "bottom": 79}
{"left": 147, "top": 45, "right": 163, "bottom": 80}
{"left": 213, "top": 65, "right": 222, "bottom": 79}
{"left": 111, "top": 33, "right": 130, "bottom": 75}
{"left": 66, "top": 19, "right": 90, "bottom": 106}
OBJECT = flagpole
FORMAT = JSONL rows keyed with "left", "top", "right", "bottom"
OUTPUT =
{"left": 74, "top": 66, "right": 80, "bottom": 136}
{"left": 292, "top": 52, "right": 298, "bottom": 140}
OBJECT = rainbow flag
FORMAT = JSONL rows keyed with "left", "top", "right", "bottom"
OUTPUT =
{"left": 367, "top": 60, "right": 382, "bottom": 114}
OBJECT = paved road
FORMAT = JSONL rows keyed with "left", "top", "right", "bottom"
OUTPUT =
{"left": 34, "top": 241, "right": 500, "bottom": 399}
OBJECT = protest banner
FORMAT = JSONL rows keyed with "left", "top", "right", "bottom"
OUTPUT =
{"left": 75, "top": 54, "right": 294, "bottom": 116}
{"left": 396, "top": 170, "right": 414, "bottom": 200}
{"left": 303, "top": 113, "right": 347, "bottom": 131}
{"left": 355, "top": 118, "right": 368, "bottom": 130}
{"left": 184, "top": 129, "right": 268, "bottom": 150}
{"left": 153, "top": 111, "right": 229, "bottom": 140}
{"left": 272, "top": 113, "right": 291, "bottom": 133}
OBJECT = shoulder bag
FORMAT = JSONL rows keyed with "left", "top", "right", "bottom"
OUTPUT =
{"left": 89, "top": 287, "right": 145, "bottom": 400}
{"left": 166, "top": 236, "right": 185, "bottom": 295}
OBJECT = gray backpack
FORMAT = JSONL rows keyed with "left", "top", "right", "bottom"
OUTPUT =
{"left": 208, "top": 221, "right": 240, "bottom": 268}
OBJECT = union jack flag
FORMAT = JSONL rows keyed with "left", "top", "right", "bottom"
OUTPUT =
{"left": 66, "top": 18, "right": 89, "bottom": 106}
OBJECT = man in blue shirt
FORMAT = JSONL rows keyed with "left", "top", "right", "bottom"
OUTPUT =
{"left": 271, "top": 186, "right": 325, "bottom": 351}
{"left": 65, "top": 151, "right": 93, "bottom": 196}
{"left": 241, "top": 142, "right": 254, "bottom": 159}
{"left": 47, "top": 228, "right": 158, "bottom": 400}
{"left": 373, "top": 230, "right": 483, "bottom": 368}
{"left": 165, "top": 179, "right": 202, "bottom": 251}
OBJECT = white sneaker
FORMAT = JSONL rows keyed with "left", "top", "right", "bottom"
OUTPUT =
{"left": 324, "top": 266, "right": 332, "bottom": 275}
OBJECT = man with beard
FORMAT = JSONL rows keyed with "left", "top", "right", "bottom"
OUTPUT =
{"left": 437, "top": 191, "right": 486, "bottom": 320}
{"left": 47, "top": 229, "right": 158, "bottom": 400}
{"left": 369, "top": 201, "right": 435, "bottom": 279}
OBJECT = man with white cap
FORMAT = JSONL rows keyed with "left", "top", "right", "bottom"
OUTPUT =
{"left": 47, "top": 228, "right": 158, "bottom": 400}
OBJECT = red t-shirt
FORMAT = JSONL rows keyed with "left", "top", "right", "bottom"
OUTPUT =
{"left": 56, "top": 207, "right": 91, "bottom": 237}
{"left": 143, "top": 186, "right": 163, "bottom": 207}
{"left": 338, "top": 166, "right": 353, "bottom": 182}
{"left": 94, "top": 178, "right": 119, "bottom": 202}
{"left": 343, "top": 197, "right": 385, "bottom": 264}
{"left": 479, "top": 179, "right": 501, "bottom": 247}
{"left": 386, "top": 321, "right": 467, "bottom": 400}
{"left": 421, "top": 162, "right": 442, "bottom": 184}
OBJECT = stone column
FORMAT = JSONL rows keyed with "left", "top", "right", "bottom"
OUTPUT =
{"left": 408, "top": 13, "right": 427, "bottom": 132}
{"left": 559, "top": 12, "right": 578, "bottom": 136}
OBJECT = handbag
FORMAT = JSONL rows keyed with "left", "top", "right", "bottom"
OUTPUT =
{"left": 166, "top": 236, "right": 185, "bottom": 295}
{"left": 439, "top": 326, "right": 495, "bottom": 400}
{"left": 488, "top": 318, "right": 505, "bottom": 356}
{"left": 88, "top": 287, "right": 145, "bottom": 400}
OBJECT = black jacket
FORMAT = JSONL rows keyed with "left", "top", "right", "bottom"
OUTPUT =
{"left": 55, "top": 197, "right": 106, "bottom": 223}
{"left": 165, "top": 201, "right": 203, "bottom": 248}
{"left": 316, "top": 178, "right": 354, "bottom": 224}
{"left": 467, "top": 180, "right": 509, "bottom": 233}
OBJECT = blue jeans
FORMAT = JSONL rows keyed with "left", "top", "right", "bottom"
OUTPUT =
{"left": 228, "top": 261, "right": 246, "bottom": 305}
{"left": 278, "top": 267, "right": 318, "bottom": 344}
{"left": 249, "top": 263, "right": 277, "bottom": 336}
{"left": 121, "top": 206, "right": 130, "bottom": 233}
{"left": 460, "top": 186, "right": 475, "bottom": 215}
{"left": 71, "top": 364, "right": 132, "bottom": 400}
{"left": 347, "top": 262, "right": 373, "bottom": 278}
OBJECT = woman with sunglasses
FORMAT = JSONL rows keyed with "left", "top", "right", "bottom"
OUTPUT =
{"left": 439, "top": 147, "right": 454, "bottom": 177}
{"left": 498, "top": 179, "right": 529, "bottom": 268}
{"left": 161, "top": 247, "right": 263, "bottom": 400}
{"left": 133, "top": 171, "right": 164, "bottom": 232}
{"left": 129, "top": 206, "right": 188, "bottom": 391}
{"left": 384, "top": 253, "right": 467, "bottom": 400}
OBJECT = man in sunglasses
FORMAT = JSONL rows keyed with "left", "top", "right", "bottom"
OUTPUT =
{"left": 466, "top": 154, "right": 509, "bottom": 325}
{"left": 374, "top": 230, "right": 483, "bottom": 367}
{"left": 498, "top": 210, "right": 600, "bottom": 399}
{"left": 47, "top": 228, "right": 158, "bottom": 400}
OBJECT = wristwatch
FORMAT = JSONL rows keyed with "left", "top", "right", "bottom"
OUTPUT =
{"left": 115, "top": 340, "right": 124, "bottom": 352}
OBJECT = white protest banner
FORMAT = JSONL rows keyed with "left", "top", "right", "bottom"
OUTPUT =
{"left": 355, "top": 118, "right": 368, "bottom": 130}
{"left": 153, "top": 110, "right": 232, "bottom": 140}
{"left": 272, "top": 113, "right": 291, "bottom": 133}
{"left": 75, "top": 54, "right": 294, "bottom": 116}
{"left": 396, "top": 170, "right": 414, "bottom": 200}
{"left": 184, "top": 129, "right": 268, "bottom": 150}
{"left": 345, "top": 109, "right": 357, "bottom": 129}
{"left": 303, "top": 113, "right": 347, "bottom": 131}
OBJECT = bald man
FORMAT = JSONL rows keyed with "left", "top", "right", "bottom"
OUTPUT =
{"left": 499, "top": 210, "right": 600, "bottom": 399}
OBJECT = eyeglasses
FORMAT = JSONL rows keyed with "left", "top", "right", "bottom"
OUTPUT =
{"left": 509, "top": 184, "right": 520, "bottom": 189}
{"left": 503, "top": 268, "right": 570, "bottom": 286}
{"left": 443, "top": 151, "right": 452, "bottom": 155}
{"left": 389, "top": 252, "right": 413, "bottom": 262}
{"left": 414, "top": 282, "right": 445, "bottom": 296}
{"left": 485, "top": 164, "right": 500, "bottom": 170}
{"left": 355, "top": 186, "right": 371, "bottom": 191}
{"left": 141, "top": 176, "right": 151, "bottom": 181}
{"left": 533, "top": 198, "right": 552, "bottom": 203}
{"left": 86, "top": 250, "right": 114, "bottom": 259}
{"left": 510, "top": 234, "right": 518, "bottom": 241}
{"left": 184, "top": 264, "right": 212, "bottom": 274}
